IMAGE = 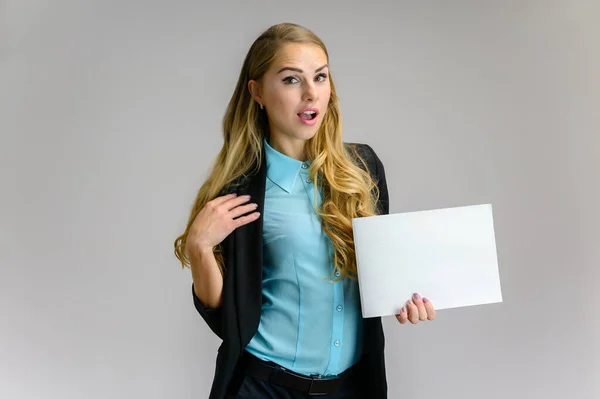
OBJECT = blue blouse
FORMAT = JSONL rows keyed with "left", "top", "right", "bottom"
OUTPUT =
{"left": 244, "top": 138, "right": 363, "bottom": 377}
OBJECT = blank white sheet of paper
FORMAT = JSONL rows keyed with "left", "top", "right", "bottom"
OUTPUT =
{"left": 352, "top": 203, "right": 502, "bottom": 318}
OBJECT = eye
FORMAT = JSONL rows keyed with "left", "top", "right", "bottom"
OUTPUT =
{"left": 316, "top": 73, "right": 328, "bottom": 82}
{"left": 283, "top": 76, "right": 300, "bottom": 84}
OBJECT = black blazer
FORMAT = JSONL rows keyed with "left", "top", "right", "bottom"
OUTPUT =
{"left": 192, "top": 142, "right": 390, "bottom": 398}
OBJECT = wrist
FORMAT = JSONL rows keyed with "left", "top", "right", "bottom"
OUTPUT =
{"left": 188, "top": 244, "right": 213, "bottom": 260}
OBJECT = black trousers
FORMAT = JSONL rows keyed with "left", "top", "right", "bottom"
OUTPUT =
{"left": 225, "top": 353, "right": 366, "bottom": 399}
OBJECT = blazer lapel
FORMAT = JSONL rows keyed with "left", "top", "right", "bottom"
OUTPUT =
{"left": 232, "top": 146, "right": 267, "bottom": 348}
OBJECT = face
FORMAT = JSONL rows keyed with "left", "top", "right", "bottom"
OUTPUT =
{"left": 249, "top": 42, "right": 331, "bottom": 156}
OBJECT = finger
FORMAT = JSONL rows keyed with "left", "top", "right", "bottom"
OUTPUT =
{"left": 395, "top": 306, "right": 408, "bottom": 324}
{"left": 211, "top": 193, "right": 240, "bottom": 206}
{"left": 406, "top": 300, "right": 419, "bottom": 324}
{"left": 412, "top": 293, "right": 428, "bottom": 321}
{"left": 223, "top": 194, "right": 254, "bottom": 211}
{"left": 232, "top": 211, "right": 261, "bottom": 228}
{"left": 229, "top": 202, "right": 259, "bottom": 219}
{"left": 423, "top": 297, "right": 436, "bottom": 320}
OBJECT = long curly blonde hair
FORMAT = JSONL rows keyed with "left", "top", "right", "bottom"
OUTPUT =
{"left": 174, "top": 22, "right": 380, "bottom": 280}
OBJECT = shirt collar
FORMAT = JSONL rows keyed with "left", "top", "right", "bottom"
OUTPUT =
{"left": 264, "top": 137, "right": 311, "bottom": 193}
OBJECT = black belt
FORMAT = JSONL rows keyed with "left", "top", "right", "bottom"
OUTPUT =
{"left": 239, "top": 351, "right": 355, "bottom": 396}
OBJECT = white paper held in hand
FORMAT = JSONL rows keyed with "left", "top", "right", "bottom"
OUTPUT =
{"left": 352, "top": 203, "right": 502, "bottom": 318}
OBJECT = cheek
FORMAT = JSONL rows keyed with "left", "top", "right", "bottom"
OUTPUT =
{"left": 272, "top": 92, "right": 295, "bottom": 114}
{"left": 320, "top": 86, "right": 331, "bottom": 103}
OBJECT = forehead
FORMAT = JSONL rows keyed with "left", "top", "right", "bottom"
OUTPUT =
{"left": 271, "top": 42, "right": 328, "bottom": 71}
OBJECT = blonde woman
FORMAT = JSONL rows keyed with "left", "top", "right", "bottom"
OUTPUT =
{"left": 174, "top": 22, "right": 436, "bottom": 399}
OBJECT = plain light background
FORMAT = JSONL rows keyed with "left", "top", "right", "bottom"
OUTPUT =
{"left": 1, "top": 1, "right": 598, "bottom": 398}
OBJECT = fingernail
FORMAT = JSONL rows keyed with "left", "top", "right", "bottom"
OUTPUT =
{"left": 413, "top": 293, "right": 420, "bottom": 300}
{"left": 245, "top": 195, "right": 251, "bottom": 198}
{"left": 232, "top": 193, "right": 237, "bottom": 196}
{"left": 423, "top": 297, "right": 428, "bottom": 303}
{"left": 401, "top": 307, "right": 406, "bottom": 313}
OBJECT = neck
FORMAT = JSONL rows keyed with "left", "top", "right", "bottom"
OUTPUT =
{"left": 267, "top": 134, "right": 307, "bottom": 162}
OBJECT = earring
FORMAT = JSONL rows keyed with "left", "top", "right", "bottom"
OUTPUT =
{"left": 259, "top": 103, "right": 264, "bottom": 110}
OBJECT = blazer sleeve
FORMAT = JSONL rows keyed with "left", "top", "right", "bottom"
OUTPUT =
{"left": 364, "top": 144, "right": 390, "bottom": 216}
{"left": 191, "top": 283, "right": 224, "bottom": 340}
{"left": 358, "top": 144, "right": 390, "bottom": 396}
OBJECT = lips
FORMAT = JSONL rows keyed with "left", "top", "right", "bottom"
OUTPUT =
{"left": 297, "top": 107, "right": 319, "bottom": 121}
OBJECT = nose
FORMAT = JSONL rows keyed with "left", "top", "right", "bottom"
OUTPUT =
{"left": 302, "top": 82, "right": 318, "bottom": 103}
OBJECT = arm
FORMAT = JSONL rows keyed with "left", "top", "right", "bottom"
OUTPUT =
{"left": 189, "top": 247, "right": 225, "bottom": 339}
{"left": 359, "top": 144, "right": 390, "bottom": 397}
{"left": 186, "top": 191, "right": 260, "bottom": 339}
{"left": 190, "top": 247, "right": 224, "bottom": 309}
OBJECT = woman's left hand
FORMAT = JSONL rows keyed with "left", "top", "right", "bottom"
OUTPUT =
{"left": 396, "top": 293, "right": 436, "bottom": 324}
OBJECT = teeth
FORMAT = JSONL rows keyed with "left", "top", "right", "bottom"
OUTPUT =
{"left": 303, "top": 110, "right": 316, "bottom": 115}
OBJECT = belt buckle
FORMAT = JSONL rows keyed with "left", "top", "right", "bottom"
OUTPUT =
{"left": 308, "top": 374, "right": 328, "bottom": 396}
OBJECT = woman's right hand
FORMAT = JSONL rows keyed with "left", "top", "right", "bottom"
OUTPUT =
{"left": 186, "top": 193, "right": 260, "bottom": 257}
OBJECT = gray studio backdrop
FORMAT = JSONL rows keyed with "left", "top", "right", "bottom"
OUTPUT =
{"left": 1, "top": 1, "right": 598, "bottom": 398}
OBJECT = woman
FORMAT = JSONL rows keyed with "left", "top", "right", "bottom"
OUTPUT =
{"left": 174, "top": 22, "right": 436, "bottom": 399}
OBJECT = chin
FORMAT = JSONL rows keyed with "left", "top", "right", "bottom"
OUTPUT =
{"left": 294, "top": 128, "right": 320, "bottom": 141}
{"left": 276, "top": 118, "right": 324, "bottom": 142}
{"left": 297, "top": 121, "right": 325, "bottom": 139}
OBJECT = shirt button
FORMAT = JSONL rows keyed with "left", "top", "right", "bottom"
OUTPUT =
{"left": 301, "top": 163, "right": 308, "bottom": 169}
{"left": 336, "top": 305, "right": 343, "bottom": 312}
{"left": 334, "top": 340, "right": 340, "bottom": 347}
{"left": 334, "top": 271, "right": 341, "bottom": 277}
{"left": 306, "top": 177, "right": 311, "bottom": 183}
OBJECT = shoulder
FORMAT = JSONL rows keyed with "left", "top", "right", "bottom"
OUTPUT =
{"left": 345, "top": 142, "right": 389, "bottom": 215}
{"left": 343, "top": 142, "right": 385, "bottom": 178}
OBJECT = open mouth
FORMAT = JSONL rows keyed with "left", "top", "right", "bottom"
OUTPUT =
{"left": 298, "top": 110, "right": 318, "bottom": 120}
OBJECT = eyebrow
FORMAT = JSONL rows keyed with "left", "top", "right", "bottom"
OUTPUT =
{"left": 277, "top": 64, "right": 329, "bottom": 74}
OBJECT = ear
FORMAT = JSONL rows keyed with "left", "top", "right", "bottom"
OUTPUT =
{"left": 248, "top": 80, "right": 263, "bottom": 105}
